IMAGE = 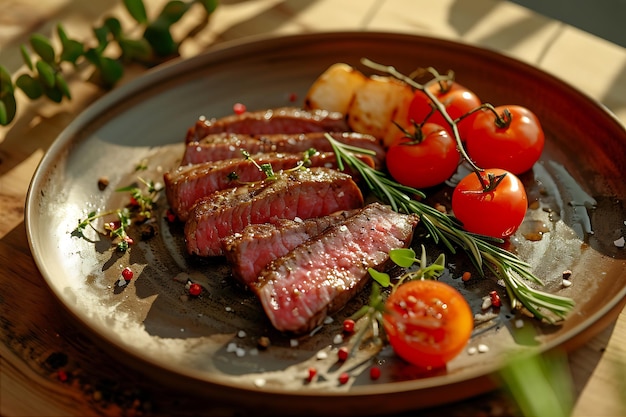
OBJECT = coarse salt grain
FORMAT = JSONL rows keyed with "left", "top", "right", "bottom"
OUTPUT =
{"left": 614, "top": 236, "right": 625, "bottom": 248}
{"left": 562, "top": 279, "right": 572, "bottom": 287}
{"left": 515, "top": 319, "right": 524, "bottom": 328}
{"left": 467, "top": 346, "right": 478, "bottom": 355}
{"left": 478, "top": 344, "right": 489, "bottom": 353}
{"left": 226, "top": 342, "right": 238, "bottom": 353}
{"left": 237, "top": 330, "right": 247, "bottom": 338}
{"left": 316, "top": 351, "right": 329, "bottom": 360}
{"left": 290, "top": 339, "right": 299, "bottom": 347}
{"left": 323, "top": 316, "right": 334, "bottom": 324}
{"left": 333, "top": 334, "right": 344, "bottom": 344}
{"left": 235, "top": 347, "right": 246, "bottom": 357}
{"left": 254, "top": 378, "right": 266, "bottom": 387}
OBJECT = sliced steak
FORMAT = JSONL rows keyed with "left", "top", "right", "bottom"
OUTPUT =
{"left": 184, "top": 168, "right": 364, "bottom": 257}
{"left": 185, "top": 107, "right": 349, "bottom": 143}
{"left": 222, "top": 210, "right": 358, "bottom": 287}
{"left": 165, "top": 151, "right": 344, "bottom": 222}
{"left": 252, "top": 203, "right": 419, "bottom": 334}
{"left": 182, "top": 131, "right": 385, "bottom": 168}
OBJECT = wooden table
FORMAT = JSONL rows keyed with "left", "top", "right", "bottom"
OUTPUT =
{"left": 1, "top": 1, "right": 625, "bottom": 416}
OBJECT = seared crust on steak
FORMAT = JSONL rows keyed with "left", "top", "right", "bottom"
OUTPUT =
{"left": 253, "top": 202, "right": 419, "bottom": 333}
{"left": 221, "top": 210, "right": 358, "bottom": 287}
{"left": 165, "top": 151, "right": 345, "bottom": 222}
{"left": 186, "top": 107, "right": 349, "bottom": 143}
{"left": 184, "top": 168, "right": 364, "bottom": 257}
{"left": 182, "top": 131, "right": 385, "bottom": 168}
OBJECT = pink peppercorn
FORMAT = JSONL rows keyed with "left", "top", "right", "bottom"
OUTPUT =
{"left": 370, "top": 366, "right": 381, "bottom": 380}
{"left": 122, "top": 267, "right": 133, "bottom": 281}
{"left": 489, "top": 290, "right": 502, "bottom": 307}
{"left": 338, "top": 372, "right": 350, "bottom": 385}
{"left": 337, "top": 346, "right": 349, "bottom": 361}
{"left": 342, "top": 319, "right": 355, "bottom": 334}
{"left": 188, "top": 283, "right": 202, "bottom": 296}
{"left": 233, "top": 103, "right": 246, "bottom": 115}
{"left": 306, "top": 367, "right": 317, "bottom": 382}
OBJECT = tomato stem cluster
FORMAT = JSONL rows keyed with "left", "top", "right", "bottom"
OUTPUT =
{"left": 328, "top": 134, "right": 575, "bottom": 323}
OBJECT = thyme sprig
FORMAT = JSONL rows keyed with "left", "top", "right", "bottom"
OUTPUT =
{"left": 73, "top": 177, "right": 162, "bottom": 251}
{"left": 327, "top": 134, "right": 575, "bottom": 323}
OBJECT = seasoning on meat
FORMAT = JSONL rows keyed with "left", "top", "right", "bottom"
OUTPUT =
{"left": 185, "top": 107, "right": 349, "bottom": 143}
{"left": 184, "top": 167, "right": 364, "bottom": 257}
{"left": 252, "top": 202, "right": 420, "bottom": 333}
{"left": 221, "top": 210, "right": 358, "bottom": 287}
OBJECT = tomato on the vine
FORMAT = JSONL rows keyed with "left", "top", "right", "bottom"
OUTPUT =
{"left": 386, "top": 123, "right": 460, "bottom": 189}
{"left": 383, "top": 279, "right": 473, "bottom": 369}
{"left": 452, "top": 168, "right": 528, "bottom": 239}
{"left": 407, "top": 81, "right": 481, "bottom": 134}
{"left": 463, "top": 105, "right": 544, "bottom": 175}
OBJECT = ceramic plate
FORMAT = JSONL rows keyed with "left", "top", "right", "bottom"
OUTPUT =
{"left": 25, "top": 32, "right": 626, "bottom": 416}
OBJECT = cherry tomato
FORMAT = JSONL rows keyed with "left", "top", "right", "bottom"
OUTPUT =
{"left": 383, "top": 279, "right": 473, "bottom": 369}
{"left": 464, "top": 105, "right": 544, "bottom": 174}
{"left": 386, "top": 123, "right": 460, "bottom": 189}
{"left": 407, "top": 81, "right": 481, "bottom": 134}
{"left": 452, "top": 168, "right": 528, "bottom": 238}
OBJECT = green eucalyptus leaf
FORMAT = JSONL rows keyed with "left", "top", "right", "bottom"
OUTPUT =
{"left": 19, "top": 45, "right": 34, "bottom": 71}
{"left": 123, "top": 0, "right": 148, "bottom": 24}
{"left": 119, "top": 37, "right": 153, "bottom": 62}
{"left": 0, "top": 93, "right": 17, "bottom": 125}
{"left": 198, "top": 0, "right": 219, "bottom": 14}
{"left": 30, "top": 34, "right": 56, "bottom": 63}
{"left": 16, "top": 74, "right": 43, "bottom": 99}
{"left": 143, "top": 25, "right": 177, "bottom": 57}
{"left": 84, "top": 48, "right": 101, "bottom": 66}
{"left": 35, "top": 60, "right": 56, "bottom": 88}
{"left": 55, "top": 73, "right": 71, "bottom": 99}
{"left": 104, "top": 17, "right": 123, "bottom": 38}
{"left": 57, "top": 24, "right": 69, "bottom": 43}
{"left": 99, "top": 56, "right": 124, "bottom": 87}
{"left": 0, "top": 66, "right": 14, "bottom": 93}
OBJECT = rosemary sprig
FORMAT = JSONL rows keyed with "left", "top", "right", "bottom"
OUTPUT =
{"left": 327, "top": 134, "right": 575, "bottom": 323}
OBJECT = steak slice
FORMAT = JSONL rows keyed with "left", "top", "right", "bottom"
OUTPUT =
{"left": 182, "top": 131, "right": 385, "bottom": 168}
{"left": 184, "top": 168, "right": 364, "bottom": 257}
{"left": 253, "top": 203, "right": 420, "bottom": 334}
{"left": 221, "top": 210, "right": 358, "bottom": 287}
{"left": 165, "top": 151, "right": 345, "bottom": 222}
{"left": 185, "top": 107, "right": 349, "bottom": 143}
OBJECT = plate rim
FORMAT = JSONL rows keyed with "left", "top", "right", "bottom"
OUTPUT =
{"left": 24, "top": 30, "right": 626, "bottom": 412}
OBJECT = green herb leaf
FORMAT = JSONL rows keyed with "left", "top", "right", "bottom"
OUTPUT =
{"left": 43, "top": 84, "right": 63, "bottom": 103}
{"left": 104, "top": 17, "right": 123, "bottom": 39}
{"left": 92, "top": 25, "right": 110, "bottom": 52}
{"left": 118, "top": 37, "right": 153, "bottom": 62}
{"left": 0, "top": 66, "right": 14, "bottom": 93}
{"left": 159, "top": 0, "right": 191, "bottom": 25}
{"left": 143, "top": 24, "right": 177, "bottom": 57}
{"left": 35, "top": 60, "right": 56, "bottom": 88}
{"left": 30, "top": 34, "right": 56, "bottom": 63}
{"left": 198, "top": 0, "right": 219, "bottom": 14}
{"left": 19, "top": 45, "right": 34, "bottom": 71}
{"left": 124, "top": 0, "right": 148, "bottom": 24}
{"left": 55, "top": 73, "right": 71, "bottom": 99}
{"left": 98, "top": 57, "right": 124, "bottom": 87}
{"left": 389, "top": 247, "right": 417, "bottom": 268}
{"left": 368, "top": 268, "right": 391, "bottom": 287}
{"left": 16, "top": 74, "right": 43, "bottom": 99}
